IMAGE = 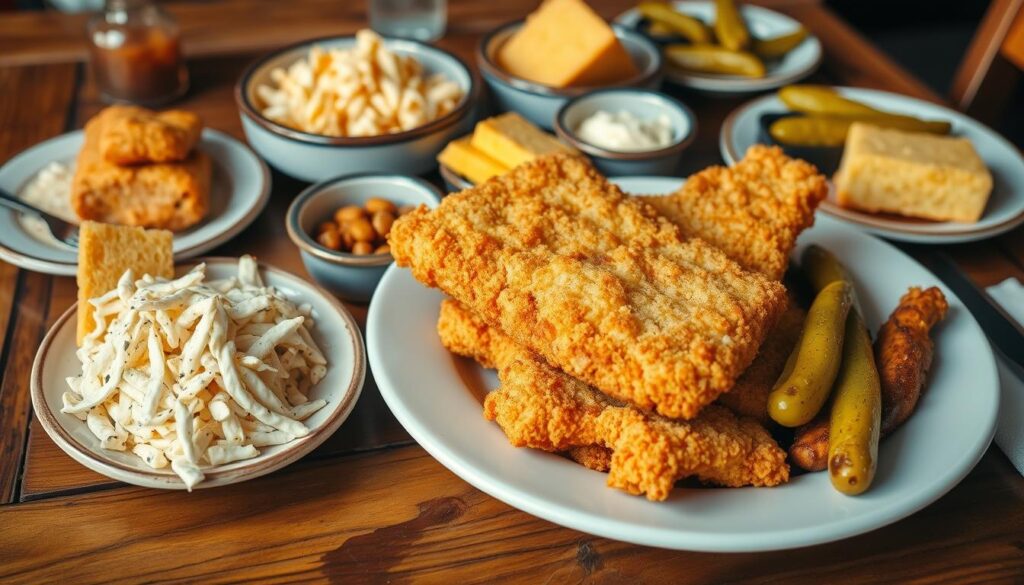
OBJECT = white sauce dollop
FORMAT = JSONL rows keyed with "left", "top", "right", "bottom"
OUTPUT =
{"left": 574, "top": 110, "right": 675, "bottom": 152}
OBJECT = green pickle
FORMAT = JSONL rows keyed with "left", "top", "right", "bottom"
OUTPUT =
{"left": 751, "top": 27, "right": 809, "bottom": 59}
{"left": 801, "top": 245, "right": 881, "bottom": 496}
{"left": 768, "top": 280, "right": 854, "bottom": 427}
{"left": 770, "top": 115, "right": 952, "bottom": 147}
{"left": 665, "top": 45, "right": 765, "bottom": 78}
{"left": 638, "top": 1, "right": 712, "bottom": 44}
{"left": 714, "top": 0, "right": 750, "bottom": 51}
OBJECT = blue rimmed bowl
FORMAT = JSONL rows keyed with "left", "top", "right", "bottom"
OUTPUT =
{"left": 554, "top": 88, "right": 696, "bottom": 176}
{"left": 477, "top": 21, "right": 663, "bottom": 130}
{"left": 286, "top": 174, "right": 443, "bottom": 303}
{"left": 237, "top": 35, "right": 477, "bottom": 183}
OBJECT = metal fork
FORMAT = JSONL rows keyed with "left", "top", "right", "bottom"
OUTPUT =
{"left": 0, "top": 187, "right": 79, "bottom": 247}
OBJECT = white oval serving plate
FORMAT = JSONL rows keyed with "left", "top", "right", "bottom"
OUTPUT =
{"left": 366, "top": 176, "right": 999, "bottom": 552}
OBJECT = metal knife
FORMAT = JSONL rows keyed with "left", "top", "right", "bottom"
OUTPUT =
{"left": 903, "top": 245, "right": 1024, "bottom": 377}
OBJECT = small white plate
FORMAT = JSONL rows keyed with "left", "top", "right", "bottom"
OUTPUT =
{"left": 720, "top": 87, "right": 1024, "bottom": 243}
{"left": 367, "top": 177, "right": 999, "bottom": 552}
{"left": 31, "top": 258, "right": 365, "bottom": 490}
{"left": 616, "top": 1, "right": 822, "bottom": 93}
{"left": 0, "top": 130, "right": 271, "bottom": 275}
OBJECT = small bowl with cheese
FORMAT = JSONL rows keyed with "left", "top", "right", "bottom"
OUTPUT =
{"left": 553, "top": 88, "right": 696, "bottom": 176}
{"left": 477, "top": 0, "right": 663, "bottom": 130}
{"left": 237, "top": 30, "right": 477, "bottom": 183}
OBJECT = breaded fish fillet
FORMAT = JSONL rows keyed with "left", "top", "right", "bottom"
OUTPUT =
{"left": 438, "top": 300, "right": 789, "bottom": 500}
{"left": 72, "top": 112, "right": 211, "bottom": 231}
{"left": 98, "top": 105, "right": 202, "bottom": 165}
{"left": 716, "top": 301, "right": 806, "bottom": 424}
{"left": 640, "top": 145, "right": 828, "bottom": 281}
{"left": 392, "top": 153, "right": 788, "bottom": 419}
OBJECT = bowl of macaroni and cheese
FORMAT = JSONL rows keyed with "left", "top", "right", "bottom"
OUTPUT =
{"left": 236, "top": 30, "right": 477, "bottom": 182}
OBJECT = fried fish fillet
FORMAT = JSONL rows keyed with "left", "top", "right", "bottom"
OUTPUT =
{"left": 640, "top": 145, "right": 828, "bottom": 281}
{"left": 98, "top": 105, "right": 202, "bottom": 165}
{"left": 438, "top": 300, "right": 789, "bottom": 500}
{"left": 392, "top": 153, "right": 788, "bottom": 419}
{"left": 72, "top": 111, "right": 211, "bottom": 231}
{"left": 716, "top": 301, "right": 806, "bottom": 424}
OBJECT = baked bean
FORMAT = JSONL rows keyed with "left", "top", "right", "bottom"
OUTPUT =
{"left": 317, "top": 221, "right": 336, "bottom": 235}
{"left": 316, "top": 229, "right": 341, "bottom": 250}
{"left": 352, "top": 241, "right": 374, "bottom": 255}
{"left": 349, "top": 218, "right": 375, "bottom": 242}
{"left": 365, "top": 197, "right": 397, "bottom": 214}
{"left": 374, "top": 244, "right": 391, "bottom": 255}
{"left": 372, "top": 211, "right": 395, "bottom": 237}
{"left": 335, "top": 205, "right": 365, "bottom": 223}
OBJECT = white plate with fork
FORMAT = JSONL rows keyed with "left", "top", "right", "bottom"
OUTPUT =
{"left": 0, "top": 129, "right": 270, "bottom": 275}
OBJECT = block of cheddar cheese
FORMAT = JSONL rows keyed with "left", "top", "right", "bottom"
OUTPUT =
{"left": 470, "top": 112, "right": 577, "bottom": 169}
{"left": 834, "top": 123, "right": 993, "bottom": 223}
{"left": 497, "top": 0, "right": 639, "bottom": 88}
{"left": 438, "top": 136, "right": 510, "bottom": 184}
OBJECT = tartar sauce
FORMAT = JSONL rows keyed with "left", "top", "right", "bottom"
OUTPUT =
{"left": 574, "top": 110, "right": 674, "bottom": 152}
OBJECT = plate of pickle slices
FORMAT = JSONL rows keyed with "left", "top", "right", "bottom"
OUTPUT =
{"left": 617, "top": 0, "right": 822, "bottom": 92}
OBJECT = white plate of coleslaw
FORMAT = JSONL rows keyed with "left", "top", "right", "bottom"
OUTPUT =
{"left": 31, "top": 257, "right": 365, "bottom": 490}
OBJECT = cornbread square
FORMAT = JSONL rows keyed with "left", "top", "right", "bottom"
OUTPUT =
{"left": 834, "top": 123, "right": 993, "bottom": 223}
{"left": 390, "top": 153, "right": 788, "bottom": 419}
{"left": 76, "top": 221, "right": 173, "bottom": 345}
{"left": 98, "top": 105, "right": 202, "bottom": 165}
{"left": 72, "top": 112, "right": 211, "bottom": 231}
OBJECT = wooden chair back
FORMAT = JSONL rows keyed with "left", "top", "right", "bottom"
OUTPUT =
{"left": 950, "top": 0, "right": 1024, "bottom": 124}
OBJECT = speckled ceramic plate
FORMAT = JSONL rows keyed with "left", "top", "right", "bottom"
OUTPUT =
{"left": 31, "top": 258, "right": 365, "bottom": 489}
{"left": 367, "top": 177, "right": 999, "bottom": 552}
{"left": 0, "top": 130, "right": 270, "bottom": 275}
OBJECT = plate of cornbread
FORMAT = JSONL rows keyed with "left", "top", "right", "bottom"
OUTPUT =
{"left": 0, "top": 105, "right": 270, "bottom": 275}
{"left": 720, "top": 86, "right": 1024, "bottom": 243}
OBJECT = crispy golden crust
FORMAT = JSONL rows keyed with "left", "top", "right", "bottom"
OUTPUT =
{"left": 716, "top": 301, "right": 806, "bottom": 424}
{"left": 72, "top": 112, "right": 210, "bottom": 232}
{"left": 439, "top": 300, "right": 789, "bottom": 500}
{"left": 98, "top": 105, "right": 202, "bottom": 165}
{"left": 397, "top": 153, "right": 788, "bottom": 419}
{"left": 640, "top": 145, "right": 828, "bottom": 281}
{"left": 568, "top": 446, "right": 612, "bottom": 472}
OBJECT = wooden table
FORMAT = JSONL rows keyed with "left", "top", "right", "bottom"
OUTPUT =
{"left": 1, "top": 1, "right": 1022, "bottom": 582}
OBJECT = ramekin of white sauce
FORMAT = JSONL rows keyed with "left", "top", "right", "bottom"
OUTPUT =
{"left": 554, "top": 89, "right": 696, "bottom": 177}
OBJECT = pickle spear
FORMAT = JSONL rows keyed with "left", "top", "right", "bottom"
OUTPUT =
{"left": 777, "top": 85, "right": 953, "bottom": 134}
{"left": 828, "top": 309, "right": 881, "bottom": 495}
{"left": 770, "top": 115, "right": 952, "bottom": 147}
{"left": 715, "top": 0, "right": 750, "bottom": 51}
{"left": 665, "top": 45, "right": 765, "bottom": 78}
{"left": 801, "top": 245, "right": 882, "bottom": 495}
{"left": 752, "top": 27, "right": 809, "bottom": 59}
{"left": 768, "top": 279, "right": 853, "bottom": 427}
{"left": 638, "top": 1, "right": 712, "bottom": 44}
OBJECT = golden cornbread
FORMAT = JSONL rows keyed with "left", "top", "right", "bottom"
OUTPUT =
{"left": 834, "top": 123, "right": 993, "bottom": 223}
{"left": 76, "top": 221, "right": 173, "bottom": 345}
{"left": 72, "top": 111, "right": 211, "bottom": 231}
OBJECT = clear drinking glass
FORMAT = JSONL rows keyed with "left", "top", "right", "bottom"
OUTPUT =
{"left": 369, "top": 0, "right": 447, "bottom": 42}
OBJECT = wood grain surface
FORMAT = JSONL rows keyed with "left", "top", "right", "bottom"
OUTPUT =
{"left": 0, "top": 1, "right": 1022, "bottom": 582}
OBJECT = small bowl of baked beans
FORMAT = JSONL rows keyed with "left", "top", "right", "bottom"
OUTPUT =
{"left": 286, "top": 173, "right": 442, "bottom": 302}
